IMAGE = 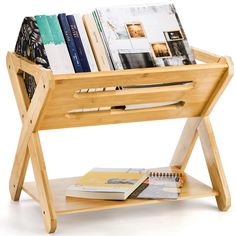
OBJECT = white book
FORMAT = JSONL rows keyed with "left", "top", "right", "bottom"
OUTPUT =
{"left": 74, "top": 14, "right": 101, "bottom": 111}
{"left": 35, "top": 15, "right": 74, "bottom": 75}
{"left": 46, "top": 15, "right": 75, "bottom": 74}
{"left": 74, "top": 14, "right": 98, "bottom": 72}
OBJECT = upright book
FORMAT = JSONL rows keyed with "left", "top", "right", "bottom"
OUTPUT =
{"left": 58, "top": 13, "right": 83, "bottom": 73}
{"left": 94, "top": 4, "right": 195, "bottom": 70}
{"left": 46, "top": 15, "right": 75, "bottom": 74}
{"left": 15, "top": 17, "right": 50, "bottom": 99}
{"left": 67, "top": 14, "right": 91, "bottom": 72}
{"left": 83, "top": 14, "right": 112, "bottom": 71}
{"left": 66, "top": 168, "right": 148, "bottom": 200}
{"left": 73, "top": 14, "right": 98, "bottom": 72}
{"left": 35, "top": 15, "right": 75, "bottom": 74}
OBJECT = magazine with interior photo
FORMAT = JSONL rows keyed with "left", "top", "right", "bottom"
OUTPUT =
{"left": 95, "top": 4, "right": 195, "bottom": 71}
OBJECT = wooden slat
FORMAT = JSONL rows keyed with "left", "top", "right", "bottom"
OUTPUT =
{"left": 39, "top": 102, "right": 204, "bottom": 130}
{"left": 52, "top": 63, "right": 226, "bottom": 90}
{"left": 22, "top": 167, "right": 218, "bottom": 215}
{"left": 48, "top": 83, "right": 194, "bottom": 111}
{"left": 192, "top": 47, "right": 221, "bottom": 63}
{"left": 201, "top": 56, "right": 233, "bottom": 115}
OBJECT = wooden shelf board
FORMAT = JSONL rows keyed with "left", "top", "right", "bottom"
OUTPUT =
{"left": 23, "top": 171, "right": 218, "bottom": 215}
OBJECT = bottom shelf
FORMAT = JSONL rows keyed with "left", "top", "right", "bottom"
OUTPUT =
{"left": 23, "top": 169, "right": 218, "bottom": 215}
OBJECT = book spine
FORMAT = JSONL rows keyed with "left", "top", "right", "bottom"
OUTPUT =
{"left": 58, "top": 13, "right": 83, "bottom": 73}
{"left": 46, "top": 15, "right": 75, "bottom": 74}
{"left": 35, "top": 15, "right": 59, "bottom": 73}
{"left": 92, "top": 11, "right": 116, "bottom": 110}
{"left": 74, "top": 14, "right": 98, "bottom": 72}
{"left": 67, "top": 15, "right": 91, "bottom": 72}
{"left": 82, "top": 14, "right": 111, "bottom": 72}
{"left": 93, "top": 11, "right": 114, "bottom": 70}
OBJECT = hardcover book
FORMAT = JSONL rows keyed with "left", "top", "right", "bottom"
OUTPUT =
{"left": 73, "top": 14, "right": 98, "bottom": 72}
{"left": 67, "top": 15, "right": 91, "bottom": 72}
{"left": 58, "top": 13, "right": 83, "bottom": 73}
{"left": 94, "top": 4, "right": 196, "bottom": 70}
{"left": 46, "top": 15, "right": 75, "bottom": 74}
{"left": 66, "top": 168, "right": 148, "bottom": 200}
{"left": 35, "top": 15, "right": 75, "bottom": 75}
{"left": 68, "top": 14, "right": 101, "bottom": 111}
{"left": 15, "top": 17, "right": 50, "bottom": 100}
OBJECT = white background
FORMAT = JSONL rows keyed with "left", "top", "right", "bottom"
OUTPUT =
{"left": 0, "top": 0, "right": 235, "bottom": 235}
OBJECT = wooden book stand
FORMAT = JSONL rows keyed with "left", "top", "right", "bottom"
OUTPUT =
{"left": 6, "top": 48, "right": 233, "bottom": 233}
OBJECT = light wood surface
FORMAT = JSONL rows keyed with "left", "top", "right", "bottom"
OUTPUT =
{"left": 170, "top": 117, "right": 201, "bottom": 170}
{"left": 192, "top": 47, "right": 221, "bottom": 63}
{"left": 23, "top": 169, "right": 218, "bottom": 215}
{"left": 28, "top": 132, "right": 57, "bottom": 233}
{"left": 198, "top": 117, "right": 231, "bottom": 211}
{"left": 6, "top": 48, "right": 233, "bottom": 233}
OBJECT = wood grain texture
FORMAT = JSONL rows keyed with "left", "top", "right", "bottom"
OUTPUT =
{"left": 192, "top": 47, "right": 221, "bottom": 63}
{"left": 198, "top": 117, "right": 231, "bottom": 211}
{"left": 7, "top": 48, "right": 233, "bottom": 233}
{"left": 23, "top": 167, "right": 218, "bottom": 215}
{"left": 28, "top": 132, "right": 57, "bottom": 233}
{"left": 170, "top": 117, "right": 201, "bottom": 170}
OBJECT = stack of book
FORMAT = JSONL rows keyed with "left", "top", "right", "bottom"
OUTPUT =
{"left": 15, "top": 3, "right": 195, "bottom": 109}
{"left": 66, "top": 167, "right": 185, "bottom": 200}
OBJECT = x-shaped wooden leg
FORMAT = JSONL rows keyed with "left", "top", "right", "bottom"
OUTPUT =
{"left": 7, "top": 52, "right": 57, "bottom": 232}
{"left": 170, "top": 117, "right": 231, "bottom": 211}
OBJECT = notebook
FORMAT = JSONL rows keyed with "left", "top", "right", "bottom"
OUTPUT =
{"left": 129, "top": 169, "right": 185, "bottom": 199}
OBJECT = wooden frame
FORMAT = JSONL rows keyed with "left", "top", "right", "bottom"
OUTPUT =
{"left": 6, "top": 47, "right": 233, "bottom": 233}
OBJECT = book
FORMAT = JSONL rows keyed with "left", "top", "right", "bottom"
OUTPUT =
{"left": 35, "top": 15, "right": 66, "bottom": 74}
{"left": 83, "top": 14, "right": 111, "bottom": 71}
{"left": 58, "top": 13, "right": 83, "bottom": 73}
{"left": 46, "top": 15, "right": 75, "bottom": 74}
{"left": 15, "top": 17, "right": 50, "bottom": 100}
{"left": 73, "top": 13, "right": 103, "bottom": 103}
{"left": 129, "top": 170, "right": 185, "bottom": 199}
{"left": 68, "top": 14, "right": 102, "bottom": 111}
{"left": 66, "top": 168, "right": 148, "bottom": 200}
{"left": 95, "top": 4, "right": 195, "bottom": 70}
{"left": 73, "top": 14, "right": 98, "bottom": 72}
{"left": 67, "top": 15, "right": 91, "bottom": 72}
{"left": 83, "top": 14, "right": 114, "bottom": 111}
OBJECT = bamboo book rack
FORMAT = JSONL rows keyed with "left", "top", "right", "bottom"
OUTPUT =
{"left": 7, "top": 47, "right": 233, "bottom": 233}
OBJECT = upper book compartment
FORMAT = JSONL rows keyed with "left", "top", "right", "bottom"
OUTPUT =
{"left": 7, "top": 4, "right": 233, "bottom": 130}
{"left": 6, "top": 48, "right": 233, "bottom": 130}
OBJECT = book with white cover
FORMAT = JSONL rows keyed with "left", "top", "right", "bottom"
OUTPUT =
{"left": 74, "top": 14, "right": 98, "bottom": 72}
{"left": 95, "top": 4, "right": 195, "bottom": 70}
{"left": 66, "top": 168, "right": 148, "bottom": 200}
{"left": 46, "top": 15, "right": 75, "bottom": 74}
{"left": 35, "top": 15, "right": 74, "bottom": 74}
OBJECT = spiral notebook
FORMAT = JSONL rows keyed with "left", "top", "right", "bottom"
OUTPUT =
{"left": 129, "top": 170, "right": 185, "bottom": 199}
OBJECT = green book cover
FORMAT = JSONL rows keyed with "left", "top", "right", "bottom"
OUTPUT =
{"left": 46, "top": 15, "right": 65, "bottom": 45}
{"left": 35, "top": 15, "right": 53, "bottom": 45}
